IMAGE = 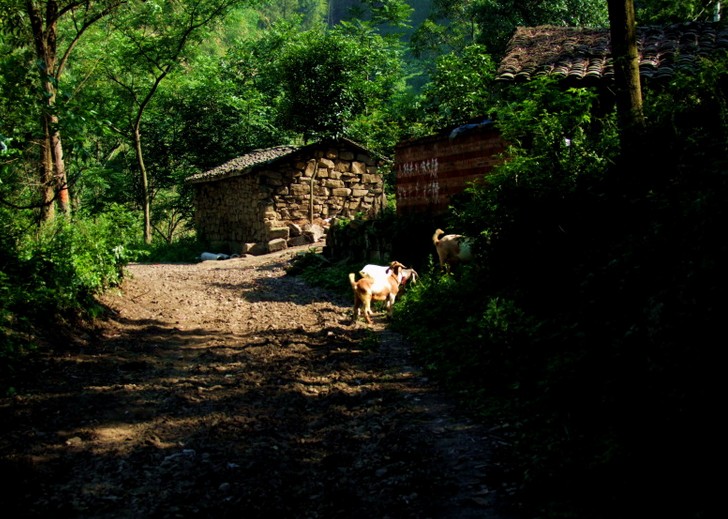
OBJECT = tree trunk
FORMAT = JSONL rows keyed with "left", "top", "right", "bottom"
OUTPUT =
{"left": 39, "top": 114, "right": 55, "bottom": 222}
{"left": 26, "top": 0, "right": 70, "bottom": 221}
{"left": 607, "top": 0, "right": 645, "bottom": 157}
{"left": 51, "top": 127, "right": 70, "bottom": 214}
{"left": 133, "top": 126, "right": 153, "bottom": 244}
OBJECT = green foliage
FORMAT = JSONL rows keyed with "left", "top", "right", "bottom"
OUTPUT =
{"left": 350, "top": 0, "right": 414, "bottom": 28}
{"left": 257, "top": 0, "right": 329, "bottom": 29}
{"left": 1, "top": 205, "right": 140, "bottom": 375}
{"left": 17, "top": 211, "right": 138, "bottom": 312}
{"left": 3, "top": 2, "right": 725, "bottom": 514}
{"left": 0, "top": 42, "right": 37, "bottom": 144}
{"left": 271, "top": 28, "right": 363, "bottom": 140}
{"left": 418, "top": 44, "right": 498, "bottom": 129}
{"left": 322, "top": 209, "right": 442, "bottom": 272}
{"left": 150, "top": 50, "right": 288, "bottom": 171}
{"left": 456, "top": 78, "right": 618, "bottom": 238}
{"left": 0, "top": 205, "right": 35, "bottom": 383}
{"left": 636, "top": 0, "right": 721, "bottom": 23}
{"left": 644, "top": 54, "right": 728, "bottom": 165}
{"left": 391, "top": 55, "right": 727, "bottom": 517}
{"left": 138, "top": 235, "right": 208, "bottom": 264}
{"left": 269, "top": 22, "right": 408, "bottom": 143}
{"left": 412, "top": 0, "right": 609, "bottom": 58}
{"left": 288, "top": 250, "right": 354, "bottom": 296}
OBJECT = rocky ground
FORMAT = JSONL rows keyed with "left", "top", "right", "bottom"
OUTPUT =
{"left": 1, "top": 245, "right": 518, "bottom": 518}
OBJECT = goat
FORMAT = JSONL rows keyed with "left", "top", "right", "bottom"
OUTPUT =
{"left": 360, "top": 261, "right": 419, "bottom": 295}
{"left": 360, "top": 261, "right": 407, "bottom": 284}
{"left": 432, "top": 228, "right": 473, "bottom": 270}
{"left": 349, "top": 261, "right": 405, "bottom": 324}
{"left": 399, "top": 267, "right": 419, "bottom": 287}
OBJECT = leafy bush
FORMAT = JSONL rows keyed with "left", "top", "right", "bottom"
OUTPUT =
{"left": 391, "top": 67, "right": 726, "bottom": 518}
{"left": 137, "top": 235, "right": 208, "bottom": 264}
{"left": 0, "top": 205, "right": 140, "bottom": 393}
{"left": 287, "top": 249, "right": 354, "bottom": 296}
{"left": 18, "top": 210, "right": 137, "bottom": 311}
{"left": 1, "top": 206, "right": 139, "bottom": 339}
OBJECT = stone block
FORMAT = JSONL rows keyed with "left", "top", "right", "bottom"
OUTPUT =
{"left": 290, "top": 183, "right": 309, "bottom": 196}
{"left": 303, "top": 223, "right": 326, "bottom": 243}
{"left": 287, "top": 235, "right": 310, "bottom": 247}
{"left": 318, "top": 158, "right": 335, "bottom": 169}
{"left": 331, "top": 188, "right": 352, "bottom": 197}
{"left": 268, "top": 238, "right": 288, "bottom": 253}
{"left": 268, "top": 227, "right": 290, "bottom": 240}
{"left": 242, "top": 242, "right": 258, "bottom": 254}
{"left": 304, "top": 160, "right": 317, "bottom": 176}
{"left": 288, "top": 223, "right": 303, "bottom": 237}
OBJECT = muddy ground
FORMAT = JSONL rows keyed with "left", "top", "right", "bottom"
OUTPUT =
{"left": 1, "top": 245, "right": 517, "bottom": 518}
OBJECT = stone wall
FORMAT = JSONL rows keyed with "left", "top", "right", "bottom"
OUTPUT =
{"left": 192, "top": 143, "right": 385, "bottom": 254}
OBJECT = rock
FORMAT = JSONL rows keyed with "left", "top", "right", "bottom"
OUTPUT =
{"left": 303, "top": 223, "right": 326, "bottom": 243}
{"left": 268, "top": 238, "right": 288, "bottom": 253}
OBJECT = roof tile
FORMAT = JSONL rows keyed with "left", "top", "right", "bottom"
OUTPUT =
{"left": 497, "top": 21, "right": 728, "bottom": 83}
{"left": 185, "top": 145, "right": 300, "bottom": 184}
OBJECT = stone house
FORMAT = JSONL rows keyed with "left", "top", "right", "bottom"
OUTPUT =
{"left": 186, "top": 137, "right": 385, "bottom": 255}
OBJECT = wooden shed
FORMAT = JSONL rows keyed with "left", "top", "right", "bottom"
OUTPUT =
{"left": 394, "top": 119, "right": 507, "bottom": 216}
{"left": 186, "top": 138, "right": 385, "bottom": 254}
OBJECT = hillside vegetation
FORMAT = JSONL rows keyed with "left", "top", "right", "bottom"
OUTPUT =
{"left": 1, "top": 1, "right": 725, "bottom": 518}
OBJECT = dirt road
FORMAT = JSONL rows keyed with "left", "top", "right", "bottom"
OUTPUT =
{"left": 1, "top": 246, "right": 513, "bottom": 518}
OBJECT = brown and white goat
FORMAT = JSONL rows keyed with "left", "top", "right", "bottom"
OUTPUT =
{"left": 359, "top": 261, "right": 416, "bottom": 285}
{"left": 432, "top": 228, "right": 473, "bottom": 270}
{"left": 349, "top": 261, "right": 405, "bottom": 324}
{"left": 360, "top": 261, "right": 419, "bottom": 295}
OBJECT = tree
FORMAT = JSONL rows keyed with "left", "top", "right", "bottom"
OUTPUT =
{"left": 608, "top": 0, "right": 645, "bottom": 158}
{"left": 411, "top": 0, "right": 609, "bottom": 59}
{"left": 271, "top": 21, "right": 407, "bottom": 144}
{"left": 636, "top": 0, "right": 721, "bottom": 23}
{"left": 1, "top": 0, "right": 124, "bottom": 222}
{"left": 257, "top": 0, "right": 328, "bottom": 29}
{"left": 348, "top": 0, "right": 414, "bottom": 27}
{"left": 100, "top": 0, "right": 246, "bottom": 243}
{"left": 418, "top": 44, "right": 497, "bottom": 130}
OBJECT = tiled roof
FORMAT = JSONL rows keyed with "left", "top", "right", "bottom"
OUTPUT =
{"left": 496, "top": 21, "right": 728, "bottom": 83}
{"left": 185, "top": 137, "right": 381, "bottom": 185}
{"left": 186, "top": 145, "right": 300, "bottom": 184}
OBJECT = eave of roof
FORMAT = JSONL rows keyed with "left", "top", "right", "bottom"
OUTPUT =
{"left": 185, "top": 137, "right": 382, "bottom": 185}
{"left": 496, "top": 21, "right": 728, "bottom": 83}
{"left": 185, "top": 145, "right": 300, "bottom": 184}
{"left": 395, "top": 118, "right": 497, "bottom": 149}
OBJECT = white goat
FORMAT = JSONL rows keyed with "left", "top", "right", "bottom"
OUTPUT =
{"left": 349, "top": 261, "right": 405, "bottom": 324}
{"left": 432, "top": 228, "right": 473, "bottom": 270}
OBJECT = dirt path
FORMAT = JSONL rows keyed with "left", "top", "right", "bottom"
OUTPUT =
{"left": 1, "top": 246, "right": 514, "bottom": 518}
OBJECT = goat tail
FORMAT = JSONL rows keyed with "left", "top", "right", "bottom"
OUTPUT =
{"left": 433, "top": 228, "right": 444, "bottom": 246}
{"left": 348, "top": 273, "right": 358, "bottom": 289}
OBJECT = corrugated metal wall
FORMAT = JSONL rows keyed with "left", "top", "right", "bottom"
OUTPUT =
{"left": 394, "top": 122, "right": 507, "bottom": 216}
